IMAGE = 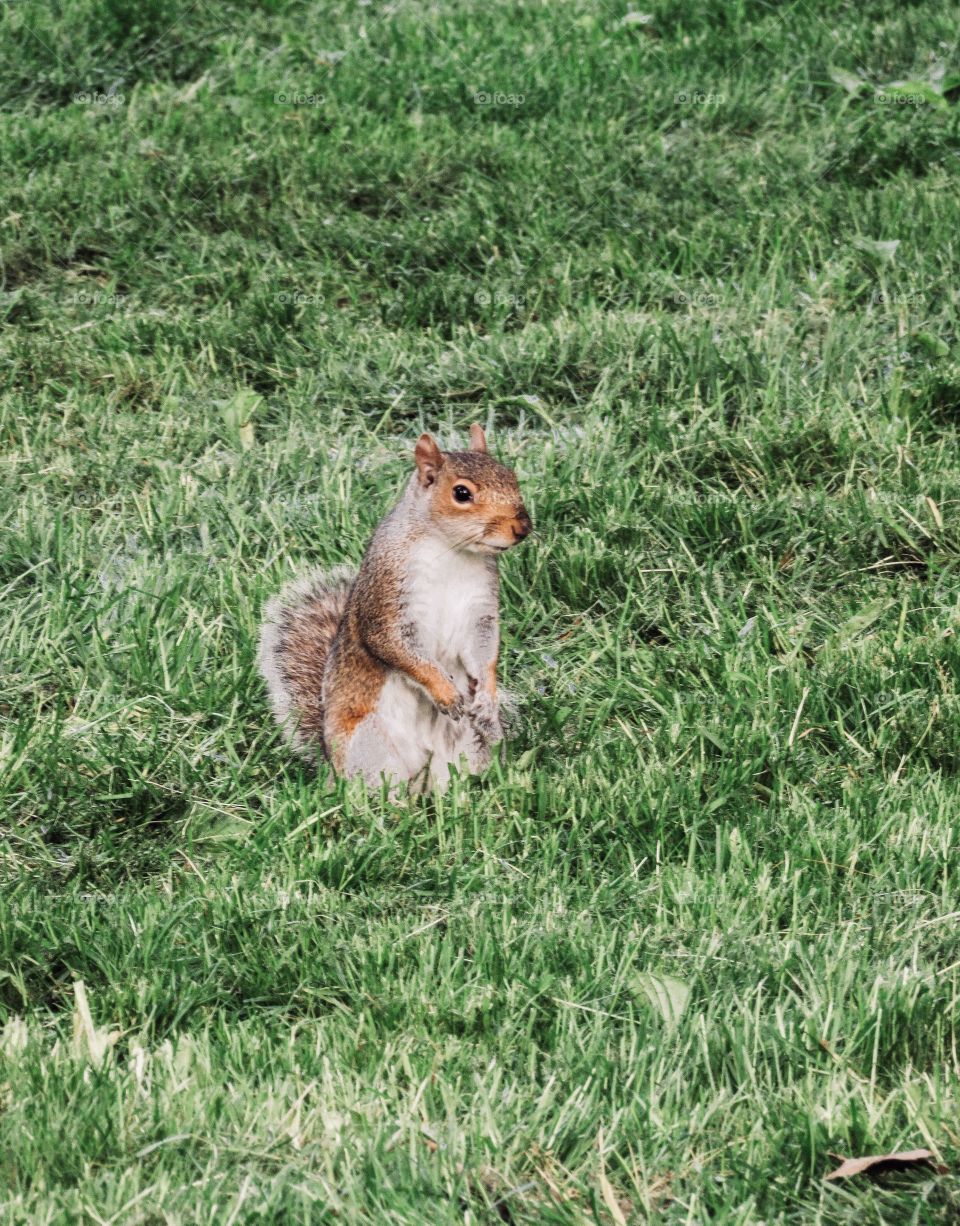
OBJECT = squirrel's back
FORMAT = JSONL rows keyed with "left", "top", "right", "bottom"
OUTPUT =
{"left": 257, "top": 565, "right": 354, "bottom": 757}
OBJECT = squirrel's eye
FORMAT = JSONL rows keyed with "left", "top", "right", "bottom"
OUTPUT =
{"left": 452, "top": 485, "right": 473, "bottom": 504}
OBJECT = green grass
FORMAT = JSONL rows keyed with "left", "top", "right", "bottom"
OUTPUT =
{"left": 3, "top": 0, "right": 960, "bottom": 1220}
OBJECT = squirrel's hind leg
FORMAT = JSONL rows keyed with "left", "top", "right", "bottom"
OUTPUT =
{"left": 339, "top": 673, "right": 432, "bottom": 791}
{"left": 341, "top": 715, "right": 415, "bottom": 791}
{"left": 425, "top": 712, "right": 493, "bottom": 789}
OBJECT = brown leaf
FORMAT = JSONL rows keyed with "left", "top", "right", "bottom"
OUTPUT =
{"left": 825, "top": 1149, "right": 949, "bottom": 1181}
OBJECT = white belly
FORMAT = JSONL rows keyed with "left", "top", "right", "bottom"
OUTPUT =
{"left": 402, "top": 539, "right": 491, "bottom": 686}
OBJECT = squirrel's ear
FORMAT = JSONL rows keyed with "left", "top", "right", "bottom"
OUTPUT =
{"left": 468, "top": 423, "right": 488, "bottom": 453}
{"left": 414, "top": 433, "right": 443, "bottom": 486}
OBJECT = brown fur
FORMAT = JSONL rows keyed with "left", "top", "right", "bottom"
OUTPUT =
{"left": 323, "top": 595, "right": 391, "bottom": 770}
{"left": 323, "top": 652, "right": 384, "bottom": 771}
{"left": 486, "top": 654, "right": 498, "bottom": 698}
{"left": 258, "top": 568, "right": 353, "bottom": 757}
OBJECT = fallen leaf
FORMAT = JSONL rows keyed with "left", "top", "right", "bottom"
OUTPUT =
{"left": 828, "top": 66, "right": 866, "bottom": 96}
{"left": 825, "top": 1149, "right": 948, "bottom": 1181}
{"left": 631, "top": 972, "right": 690, "bottom": 1031}
{"left": 851, "top": 237, "right": 900, "bottom": 263}
{"left": 839, "top": 598, "right": 889, "bottom": 639}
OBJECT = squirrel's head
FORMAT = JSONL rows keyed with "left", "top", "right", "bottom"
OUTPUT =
{"left": 413, "top": 425, "right": 532, "bottom": 555}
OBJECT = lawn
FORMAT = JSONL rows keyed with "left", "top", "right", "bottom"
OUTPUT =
{"left": 2, "top": 0, "right": 960, "bottom": 1220}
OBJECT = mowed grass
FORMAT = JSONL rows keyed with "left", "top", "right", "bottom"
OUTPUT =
{"left": 2, "top": 0, "right": 960, "bottom": 1220}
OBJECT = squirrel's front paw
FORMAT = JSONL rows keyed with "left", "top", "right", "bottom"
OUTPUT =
{"left": 434, "top": 678, "right": 466, "bottom": 721}
{"left": 434, "top": 671, "right": 468, "bottom": 715}
{"left": 468, "top": 690, "right": 503, "bottom": 743}
{"left": 441, "top": 694, "right": 466, "bottom": 721}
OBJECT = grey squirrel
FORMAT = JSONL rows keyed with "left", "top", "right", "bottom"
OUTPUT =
{"left": 258, "top": 425, "right": 532, "bottom": 790}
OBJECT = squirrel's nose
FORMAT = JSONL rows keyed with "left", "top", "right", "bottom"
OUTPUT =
{"left": 513, "top": 510, "right": 532, "bottom": 541}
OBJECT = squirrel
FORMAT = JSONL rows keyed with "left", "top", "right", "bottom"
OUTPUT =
{"left": 258, "top": 424, "right": 532, "bottom": 791}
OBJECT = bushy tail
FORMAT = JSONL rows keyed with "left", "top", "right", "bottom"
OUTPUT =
{"left": 258, "top": 566, "right": 355, "bottom": 757}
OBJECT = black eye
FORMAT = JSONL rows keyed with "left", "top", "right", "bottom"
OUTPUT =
{"left": 453, "top": 485, "right": 472, "bottom": 503}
